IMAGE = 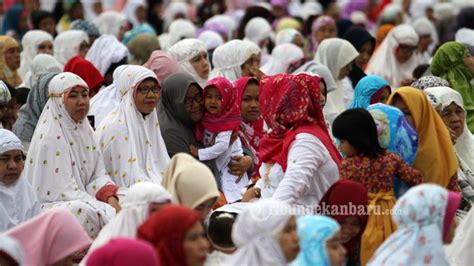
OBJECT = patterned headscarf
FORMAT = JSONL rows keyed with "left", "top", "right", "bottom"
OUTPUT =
{"left": 411, "top": 75, "right": 450, "bottom": 90}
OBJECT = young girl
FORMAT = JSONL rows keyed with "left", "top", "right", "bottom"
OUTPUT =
{"left": 190, "top": 77, "right": 249, "bottom": 203}
{"left": 332, "top": 108, "right": 423, "bottom": 266}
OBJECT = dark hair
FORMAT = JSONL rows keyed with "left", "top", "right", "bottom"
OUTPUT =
{"left": 412, "top": 64, "right": 430, "bottom": 80}
{"left": 207, "top": 211, "right": 237, "bottom": 249}
{"left": 30, "top": 10, "right": 55, "bottom": 29}
{"left": 14, "top": 87, "right": 30, "bottom": 106}
{"left": 332, "top": 108, "right": 384, "bottom": 158}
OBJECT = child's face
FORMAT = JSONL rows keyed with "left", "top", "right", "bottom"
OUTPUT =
{"left": 204, "top": 86, "right": 223, "bottom": 115}
{"left": 326, "top": 231, "right": 347, "bottom": 266}
{"left": 339, "top": 139, "right": 357, "bottom": 157}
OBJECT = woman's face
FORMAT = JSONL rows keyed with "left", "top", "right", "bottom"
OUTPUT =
{"left": 418, "top": 35, "right": 433, "bottom": 53}
{"left": 391, "top": 96, "right": 415, "bottom": 128}
{"left": 37, "top": 40, "right": 54, "bottom": 55}
{"left": 184, "top": 84, "right": 204, "bottom": 123}
{"left": 338, "top": 62, "right": 353, "bottom": 80}
{"left": 78, "top": 41, "right": 90, "bottom": 58}
{"left": 278, "top": 216, "right": 300, "bottom": 263}
{"left": 240, "top": 82, "right": 260, "bottom": 122}
{"left": 378, "top": 87, "right": 391, "bottom": 104}
{"left": 241, "top": 54, "right": 261, "bottom": 77}
{"left": 194, "top": 197, "right": 217, "bottom": 220}
{"left": 136, "top": 5, "right": 147, "bottom": 23}
{"left": 190, "top": 51, "right": 210, "bottom": 79}
{"left": 395, "top": 44, "right": 416, "bottom": 63}
{"left": 134, "top": 78, "right": 160, "bottom": 114}
{"left": 64, "top": 86, "right": 89, "bottom": 123}
{"left": 292, "top": 34, "right": 305, "bottom": 49}
{"left": 440, "top": 102, "right": 465, "bottom": 138}
{"left": 183, "top": 221, "right": 209, "bottom": 266}
{"left": 39, "top": 17, "right": 56, "bottom": 36}
{"left": 356, "top": 41, "right": 373, "bottom": 69}
{"left": 320, "top": 81, "right": 327, "bottom": 108}
{"left": 315, "top": 24, "right": 337, "bottom": 43}
{"left": 326, "top": 231, "right": 347, "bottom": 266}
{"left": 4, "top": 46, "right": 21, "bottom": 70}
{"left": 339, "top": 216, "right": 362, "bottom": 244}
{"left": 463, "top": 49, "right": 474, "bottom": 74}
{"left": 0, "top": 150, "right": 24, "bottom": 186}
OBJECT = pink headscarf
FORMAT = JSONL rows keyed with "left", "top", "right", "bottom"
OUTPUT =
{"left": 6, "top": 209, "right": 91, "bottom": 265}
{"left": 443, "top": 192, "right": 462, "bottom": 239}
{"left": 143, "top": 51, "right": 182, "bottom": 84}
{"left": 87, "top": 238, "right": 158, "bottom": 266}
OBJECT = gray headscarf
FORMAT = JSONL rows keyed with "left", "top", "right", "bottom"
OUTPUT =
{"left": 157, "top": 72, "right": 220, "bottom": 186}
{"left": 71, "top": 19, "right": 101, "bottom": 39}
{"left": 293, "top": 60, "right": 337, "bottom": 93}
{"left": 12, "top": 72, "right": 57, "bottom": 143}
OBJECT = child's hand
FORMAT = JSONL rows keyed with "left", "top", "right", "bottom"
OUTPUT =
{"left": 189, "top": 145, "right": 199, "bottom": 158}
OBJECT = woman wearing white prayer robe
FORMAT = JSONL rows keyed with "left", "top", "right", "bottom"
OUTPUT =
{"left": 0, "top": 129, "right": 39, "bottom": 232}
{"left": 24, "top": 72, "right": 120, "bottom": 239}
{"left": 18, "top": 30, "right": 53, "bottom": 80}
{"left": 95, "top": 66, "right": 170, "bottom": 194}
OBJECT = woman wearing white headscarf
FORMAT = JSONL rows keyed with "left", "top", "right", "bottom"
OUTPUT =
{"left": 261, "top": 43, "right": 304, "bottom": 75}
{"left": 204, "top": 15, "right": 237, "bottom": 42}
{"left": 366, "top": 24, "right": 419, "bottom": 87}
{"left": 93, "top": 11, "right": 127, "bottom": 41}
{"left": 95, "top": 65, "right": 170, "bottom": 193}
{"left": 413, "top": 17, "right": 437, "bottom": 65}
{"left": 123, "top": 0, "right": 147, "bottom": 29}
{"left": 82, "top": 182, "right": 171, "bottom": 264}
{"left": 18, "top": 30, "right": 53, "bottom": 80}
{"left": 85, "top": 34, "right": 129, "bottom": 86}
{"left": 275, "top": 28, "right": 304, "bottom": 48}
{"left": 425, "top": 86, "right": 474, "bottom": 203}
{"left": 315, "top": 38, "right": 359, "bottom": 124}
{"left": 163, "top": 2, "right": 189, "bottom": 31}
{"left": 225, "top": 199, "right": 300, "bottom": 266}
{"left": 198, "top": 30, "right": 224, "bottom": 52}
{"left": 445, "top": 207, "right": 474, "bottom": 266}
{"left": 0, "top": 129, "right": 40, "bottom": 232}
{"left": 165, "top": 19, "right": 197, "bottom": 50}
{"left": 18, "top": 54, "right": 62, "bottom": 90}
{"left": 24, "top": 72, "right": 119, "bottom": 239}
{"left": 53, "top": 30, "right": 89, "bottom": 65}
{"left": 244, "top": 17, "right": 273, "bottom": 65}
{"left": 209, "top": 40, "right": 261, "bottom": 82}
{"left": 168, "top": 38, "right": 210, "bottom": 88}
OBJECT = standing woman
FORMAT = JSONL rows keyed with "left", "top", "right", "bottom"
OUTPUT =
{"left": 342, "top": 27, "right": 376, "bottom": 87}
{"left": 0, "top": 36, "right": 21, "bottom": 87}
{"left": 387, "top": 87, "right": 459, "bottom": 191}
{"left": 366, "top": 25, "right": 419, "bottom": 87}
{"left": 95, "top": 66, "right": 170, "bottom": 192}
{"left": 24, "top": 72, "right": 120, "bottom": 238}
{"left": 168, "top": 38, "right": 210, "bottom": 88}
{"left": 315, "top": 38, "right": 359, "bottom": 124}
{"left": 255, "top": 73, "right": 341, "bottom": 206}
{"left": 431, "top": 42, "right": 474, "bottom": 133}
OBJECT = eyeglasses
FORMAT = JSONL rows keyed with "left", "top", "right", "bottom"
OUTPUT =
{"left": 184, "top": 93, "right": 202, "bottom": 106}
{"left": 137, "top": 85, "right": 160, "bottom": 95}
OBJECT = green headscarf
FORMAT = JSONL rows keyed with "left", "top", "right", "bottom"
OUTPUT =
{"left": 431, "top": 42, "right": 474, "bottom": 132}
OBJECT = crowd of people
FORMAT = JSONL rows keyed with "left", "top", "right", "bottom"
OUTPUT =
{"left": 1, "top": 0, "right": 474, "bottom": 265}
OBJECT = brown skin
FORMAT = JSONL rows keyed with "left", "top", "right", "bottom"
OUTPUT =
{"left": 184, "top": 84, "right": 204, "bottom": 123}
{"left": 135, "top": 5, "right": 147, "bottom": 24}
{"left": 339, "top": 216, "right": 362, "bottom": 244}
{"left": 292, "top": 34, "right": 305, "bottom": 49}
{"left": 183, "top": 221, "right": 210, "bottom": 266}
{"left": 241, "top": 54, "right": 261, "bottom": 77}
{"left": 240, "top": 82, "right": 260, "bottom": 122}
{"left": 417, "top": 35, "right": 433, "bottom": 53}
{"left": 64, "top": 87, "right": 90, "bottom": 123}
{"left": 190, "top": 51, "right": 210, "bottom": 79}
{"left": 339, "top": 139, "right": 358, "bottom": 157}
{"left": 204, "top": 86, "right": 222, "bottom": 115}
{"left": 379, "top": 87, "right": 391, "bottom": 104}
{"left": 338, "top": 62, "right": 353, "bottom": 80}
{"left": 37, "top": 40, "right": 54, "bottom": 55}
{"left": 194, "top": 197, "right": 218, "bottom": 220}
{"left": 356, "top": 41, "right": 374, "bottom": 69}
{"left": 390, "top": 96, "right": 415, "bottom": 128}
{"left": 395, "top": 44, "right": 416, "bottom": 64}
{"left": 39, "top": 17, "right": 56, "bottom": 36}
{"left": 0, "top": 150, "right": 24, "bottom": 186}
{"left": 327, "top": 231, "right": 348, "bottom": 266}
{"left": 443, "top": 218, "right": 458, "bottom": 244}
{"left": 314, "top": 24, "right": 337, "bottom": 44}
{"left": 78, "top": 41, "right": 90, "bottom": 58}
{"left": 320, "top": 81, "right": 327, "bottom": 108}
{"left": 463, "top": 49, "right": 474, "bottom": 74}
{"left": 4, "top": 46, "right": 21, "bottom": 70}
{"left": 278, "top": 216, "right": 300, "bottom": 262}
{"left": 439, "top": 102, "right": 465, "bottom": 144}
{"left": 134, "top": 78, "right": 160, "bottom": 114}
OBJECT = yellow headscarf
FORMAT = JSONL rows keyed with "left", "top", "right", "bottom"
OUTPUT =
{"left": 161, "top": 153, "right": 220, "bottom": 209}
{"left": 387, "top": 87, "right": 458, "bottom": 188}
{"left": 0, "top": 36, "right": 21, "bottom": 87}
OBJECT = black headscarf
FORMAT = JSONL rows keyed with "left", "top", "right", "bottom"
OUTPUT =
{"left": 342, "top": 26, "right": 375, "bottom": 87}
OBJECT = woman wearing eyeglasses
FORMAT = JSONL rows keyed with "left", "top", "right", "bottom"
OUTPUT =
{"left": 366, "top": 24, "right": 420, "bottom": 88}
{"left": 94, "top": 65, "right": 170, "bottom": 196}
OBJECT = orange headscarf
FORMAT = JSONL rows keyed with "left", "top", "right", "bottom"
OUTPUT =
{"left": 387, "top": 87, "right": 458, "bottom": 188}
{"left": 375, "top": 24, "right": 395, "bottom": 49}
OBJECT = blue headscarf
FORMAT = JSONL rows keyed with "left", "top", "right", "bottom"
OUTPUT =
{"left": 367, "top": 103, "right": 419, "bottom": 197}
{"left": 292, "top": 216, "right": 340, "bottom": 266}
{"left": 1, "top": 4, "right": 26, "bottom": 38}
{"left": 122, "top": 23, "right": 156, "bottom": 46}
{"left": 349, "top": 75, "right": 390, "bottom": 109}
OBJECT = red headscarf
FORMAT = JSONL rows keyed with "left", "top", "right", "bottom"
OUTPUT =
{"left": 235, "top": 77, "right": 264, "bottom": 156}
{"left": 197, "top": 77, "right": 241, "bottom": 140}
{"left": 64, "top": 56, "right": 104, "bottom": 92}
{"left": 318, "top": 180, "right": 368, "bottom": 253}
{"left": 258, "top": 73, "right": 341, "bottom": 171}
{"left": 137, "top": 205, "right": 201, "bottom": 266}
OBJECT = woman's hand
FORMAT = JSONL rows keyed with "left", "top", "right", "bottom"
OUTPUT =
{"left": 228, "top": 155, "right": 253, "bottom": 176}
{"left": 250, "top": 67, "right": 266, "bottom": 81}
{"left": 189, "top": 145, "right": 199, "bottom": 158}
{"left": 241, "top": 187, "right": 261, "bottom": 202}
{"left": 108, "top": 197, "right": 121, "bottom": 213}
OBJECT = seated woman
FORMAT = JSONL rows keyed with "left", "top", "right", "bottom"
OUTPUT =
{"left": 0, "top": 129, "right": 40, "bottom": 232}
{"left": 86, "top": 238, "right": 157, "bottom": 266}
{"left": 369, "top": 184, "right": 461, "bottom": 265}
{"left": 95, "top": 65, "right": 170, "bottom": 192}
{"left": 161, "top": 153, "right": 220, "bottom": 220}
{"left": 5, "top": 208, "right": 92, "bottom": 265}
{"left": 225, "top": 199, "right": 300, "bottom": 265}
{"left": 138, "top": 205, "right": 209, "bottom": 266}
{"left": 255, "top": 73, "right": 341, "bottom": 207}
{"left": 168, "top": 38, "right": 210, "bottom": 88}
{"left": 318, "top": 180, "right": 368, "bottom": 266}
{"left": 261, "top": 43, "right": 305, "bottom": 75}
{"left": 387, "top": 87, "right": 459, "bottom": 191}
{"left": 348, "top": 75, "right": 391, "bottom": 109}
{"left": 24, "top": 72, "right": 120, "bottom": 238}
{"left": 425, "top": 86, "right": 474, "bottom": 204}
